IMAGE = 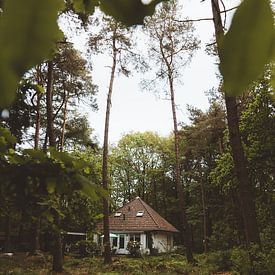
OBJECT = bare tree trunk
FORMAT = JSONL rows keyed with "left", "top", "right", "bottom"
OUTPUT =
{"left": 168, "top": 71, "right": 194, "bottom": 263}
{"left": 34, "top": 93, "right": 41, "bottom": 149}
{"left": 45, "top": 60, "right": 63, "bottom": 272}
{"left": 162, "top": 174, "right": 168, "bottom": 218}
{"left": 34, "top": 65, "right": 43, "bottom": 150}
{"left": 60, "top": 92, "right": 68, "bottom": 152}
{"left": 17, "top": 211, "right": 24, "bottom": 251}
{"left": 200, "top": 177, "right": 208, "bottom": 252}
{"left": 4, "top": 215, "right": 11, "bottom": 252}
{"left": 102, "top": 28, "right": 118, "bottom": 264}
{"left": 46, "top": 60, "right": 55, "bottom": 148}
{"left": 126, "top": 170, "right": 132, "bottom": 201}
{"left": 29, "top": 67, "right": 43, "bottom": 254}
{"left": 30, "top": 218, "right": 40, "bottom": 254}
{"left": 153, "top": 177, "right": 158, "bottom": 211}
{"left": 52, "top": 213, "right": 63, "bottom": 273}
{"left": 211, "top": 0, "right": 260, "bottom": 246}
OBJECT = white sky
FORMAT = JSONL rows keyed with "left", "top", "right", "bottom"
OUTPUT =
{"left": 67, "top": 0, "right": 240, "bottom": 145}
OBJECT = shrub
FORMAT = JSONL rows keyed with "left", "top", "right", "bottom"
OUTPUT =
{"left": 127, "top": 241, "right": 141, "bottom": 257}
{"left": 173, "top": 245, "right": 185, "bottom": 255}
{"left": 230, "top": 246, "right": 251, "bottom": 274}
{"left": 206, "top": 250, "right": 231, "bottom": 271}
{"left": 77, "top": 240, "right": 101, "bottom": 257}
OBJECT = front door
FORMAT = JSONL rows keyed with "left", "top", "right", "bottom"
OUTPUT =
{"left": 117, "top": 234, "right": 127, "bottom": 254}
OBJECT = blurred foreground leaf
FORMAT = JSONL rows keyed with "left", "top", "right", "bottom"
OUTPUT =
{"left": 73, "top": 0, "right": 98, "bottom": 14}
{"left": 100, "top": 0, "right": 165, "bottom": 26}
{"left": 220, "top": 0, "right": 274, "bottom": 96}
{"left": 0, "top": 0, "right": 64, "bottom": 107}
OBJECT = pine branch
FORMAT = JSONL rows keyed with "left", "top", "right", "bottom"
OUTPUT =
{"left": 173, "top": 5, "right": 239, "bottom": 23}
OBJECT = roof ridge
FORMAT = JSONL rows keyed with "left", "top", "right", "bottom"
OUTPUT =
{"left": 138, "top": 197, "right": 160, "bottom": 229}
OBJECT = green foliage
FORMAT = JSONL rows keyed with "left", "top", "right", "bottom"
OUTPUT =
{"left": 100, "top": 0, "right": 165, "bottom": 26}
{"left": 230, "top": 245, "right": 275, "bottom": 275}
{"left": 3, "top": 252, "right": 274, "bottom": 274}
{"left": 76, "top": 240, "right": 101, "bottom": 257}
{"left": 126, "top": 241, "right": 141, "bottom": 257}
{"left": 203, "top": 250, "right": 231, "bottom": 272}
{"left": 0, "top": 0, "right": 64, "bottom": 107}
{"left": 73, "top": 0, "right": 98, "bottom": 15}
{"left": 210, "top": 152, "right": 237, "bottom": 193}
{"left": 0, "top": 88, "right": 33, "bottom": 144}
{"left": 0, "top": 127, "right": 16, "bottom": 153}
{"left": 220, "top": 0, "right": 274, "bottom": 96}
{"left": 0, "top": 0, "right": 273, "bottom": 109}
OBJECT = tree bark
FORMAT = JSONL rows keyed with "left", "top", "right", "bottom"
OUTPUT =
{"left": 200, "top": 177, "right": 208, "bottom": 252}
{"left": 34, "top": 65, "right": 43, "bottom": 150}
{"left": 60, "top": 91, "right": 68, "bottom": 152}
{"left": 102, "top": 26, "right": 118, "bottom": 264}
{"left": 45, "top": 60, "right": 63, "bottom": 271}
{"left": 52, "top": 214, "right": 63, "bottom": 273}
{"left": 4, "top": 215, "right": 11, "bottom": 252}
{"left": 30, "top": 217, "right": 40, "bottom": 254}
{"left": 46, "top": 60, "right": 55, "bottom": 148}
{"left": 211, "top": 0, "right": 260, "bottom": 246}
{"left": 31, "top": 67, "right": 42, "bottom": 254}
{"left": 34, "top": 93, "right": 41, "bottom": 149}
{"left": 168, "top": 68, "right": 194, "bottom": 262}
{"left": 157, "top": 29, "right": 194, "bottom": 261}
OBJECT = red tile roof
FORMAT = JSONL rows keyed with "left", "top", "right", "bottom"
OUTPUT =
{"left": 98, "top": 197, "right": 179, "bottom": 233}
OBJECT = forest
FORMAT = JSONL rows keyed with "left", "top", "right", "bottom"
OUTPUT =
{"left": 0, "top": 0, "right": 274, "bottom": 274}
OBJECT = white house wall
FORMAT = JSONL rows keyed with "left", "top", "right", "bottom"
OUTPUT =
{"left": 93, "top": 232, "right": 173, "bottom": 254}
{"left": 152, "top": 232, "right": 173, "bottom": 253}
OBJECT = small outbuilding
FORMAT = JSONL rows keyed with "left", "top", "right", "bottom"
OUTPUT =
{"left": 94, "top": 197, "right": 179, "bottom": 255}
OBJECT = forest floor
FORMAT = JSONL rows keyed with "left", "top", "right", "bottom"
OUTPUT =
{"left": 0, "top": 253, "right": 233, "bottom": 274}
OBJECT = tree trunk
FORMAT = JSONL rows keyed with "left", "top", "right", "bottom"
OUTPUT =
{"left": 31, "top": 67, "right": 42, "bottom": 253}
{"left": 46, "top": 60, "right": 55, "bottom": 148}
{"left": 211, "top": 0, "right": 260, "bottom": 246}
{"left": 30, "top": 217, "right": 40, "bottom": 254}
{"left": 60, "top": 91, "right": 68, "bottom": 152}
{"left": 4, "top": 215, "right": 11, "bottom": 252}
{"left": 34, "top": 93, "right": 41, "bottom": 149}
{"left": 17, "top": 212, "right": 24, "bottom": 251}
{"left": 102, "top": 28, "right": 118, "bottom": 264}
{"left": 45, "top": 60, "right": 63, "bottom": 271}
{"left": 153, "top": 177, "right": 158, "bottom": 211}
{"left": 52, "top": 214, "right": 63, "bottom": 273}
{"left": 200, "top": 177, "right": 208, "bottom": 253}
{"left": 168, "top": 71, "right": 194, "bottom": 263}
{"left": 162, "top": 174, "right": 168, "bottom": 218}
{"left": 34, "top": 65, "right": 42, "bottom": 150}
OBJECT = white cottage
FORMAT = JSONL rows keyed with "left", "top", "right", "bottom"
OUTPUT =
{"left": 94, "top": 197, "right": 179, "bottom": 254}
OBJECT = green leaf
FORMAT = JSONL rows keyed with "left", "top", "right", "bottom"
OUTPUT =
{"left": 100, "top": 0, "right": 166, "bottom": 26}
{"left": 220, "top": 0, "right": 274, "bottom": 96}
{"left": 78, "top": 175, "right": 98, "bottom": 200}
{"left": 44, "top": 212, "right": 54, "bottom": 223}
{"left": 46, "top": 177, "right": 56, "bottom": 194}
{"left": 23, "top": 149, "right": 46, "bottom": 161}
{"left": 49, "top": 147, "right": 74, "bottom": 166}
{"left": 73, "top": 0, "right": 98, "bottom": 14}
{"left": 0, "top": 0, "right": 64, "bottom": 107}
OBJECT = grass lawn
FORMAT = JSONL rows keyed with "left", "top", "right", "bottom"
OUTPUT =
{"left": 0, "top": 253, "right": 233, "bottom": 274}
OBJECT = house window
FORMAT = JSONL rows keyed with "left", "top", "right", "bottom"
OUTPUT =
{"left": 114, "top": 212, "right": 122, "bottom": 217}
{"left": 119, "top": 235, "right": 125, "bottom": 248}
{"left": 112, "top": 237, "right": 118, "bottom": 247}
{"left": 136, "top": 211, "right": 144, "bottom": 217}
{"left": 129, "top": 233, "right": 140, "bottom": 243}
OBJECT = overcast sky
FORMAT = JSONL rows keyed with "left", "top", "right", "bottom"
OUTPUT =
{"left": 67, "top": 0, "right": 240, "bottom": 145}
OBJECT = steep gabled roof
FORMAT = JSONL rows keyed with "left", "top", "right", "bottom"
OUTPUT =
{"left": 98, "top": 197, "right": 179, "bottom": 233}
